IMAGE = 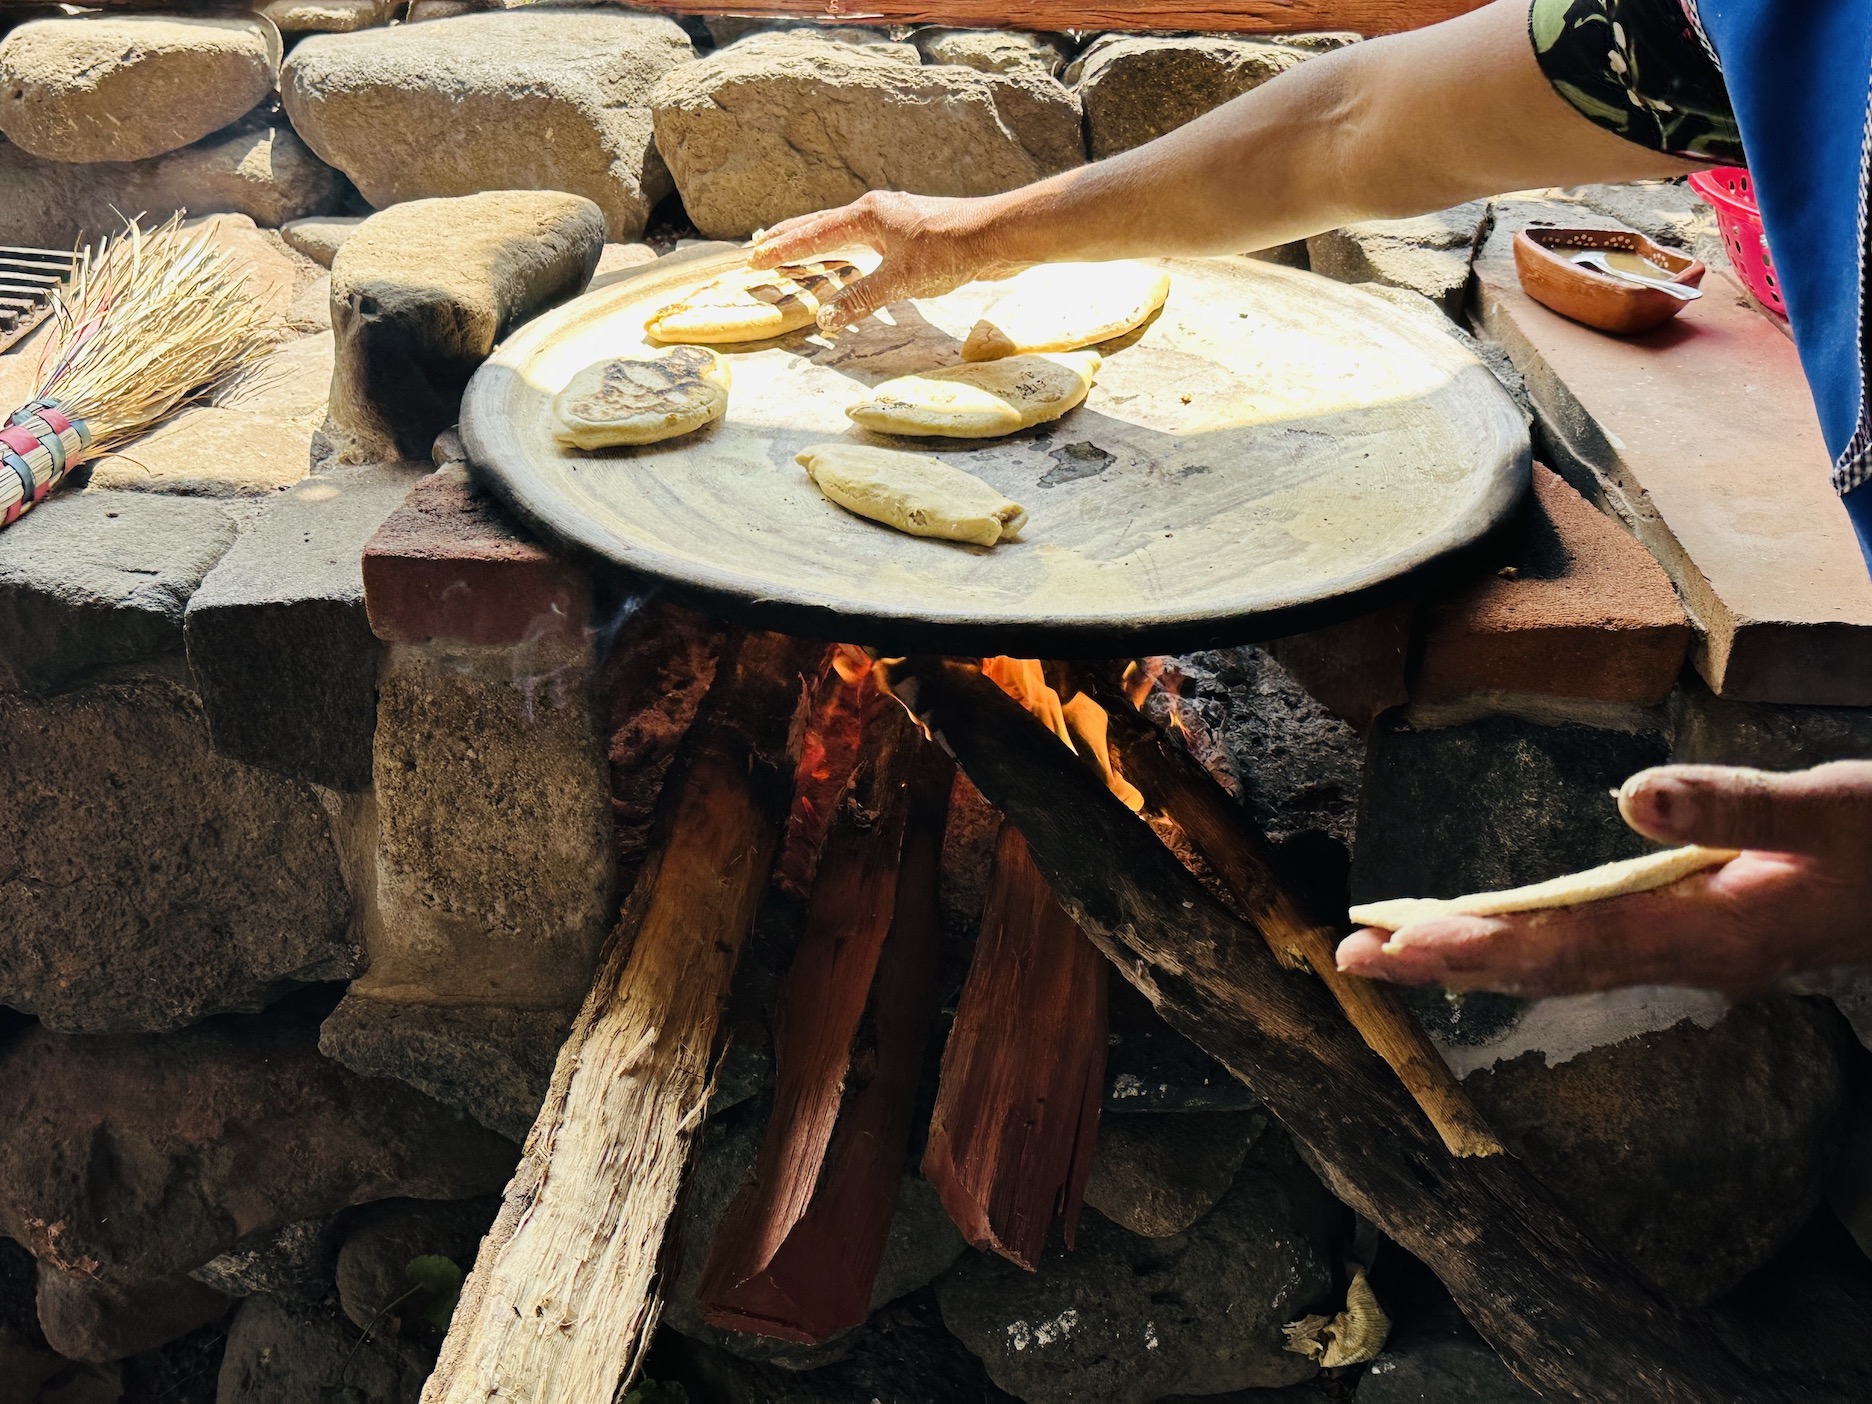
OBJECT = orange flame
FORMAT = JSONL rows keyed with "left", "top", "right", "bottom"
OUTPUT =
{"left": 982, "top": 656, "right": 1144, "bottom": 813}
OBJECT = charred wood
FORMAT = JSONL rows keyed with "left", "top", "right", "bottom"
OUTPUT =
{"left": 879, "top": 655, "right": 1783, "bottom": 1403}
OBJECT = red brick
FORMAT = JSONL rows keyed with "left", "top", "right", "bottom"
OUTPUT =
{"left": 361, "top": 465, "right": 591, "bottom": 647}
{"left": 1413, "top": 465, "right": 1690, "bottom": 706}
{"left": 1268, "top": 599, "right": 1415, "bottom": 731}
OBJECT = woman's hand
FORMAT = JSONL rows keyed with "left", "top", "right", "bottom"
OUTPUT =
{"left": 1335, "top": 761, "right": 1872, "bottom": 1000}
{"left": 749, "top": 190, "right": 1028, "bottom": 332}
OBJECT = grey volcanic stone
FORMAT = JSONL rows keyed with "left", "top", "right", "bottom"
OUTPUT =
{"left": 335, "top": 1197, "right": 498, "bottom": 1336}
{"left": 652, "top": 31, "right": 1083, "bottom": 239}
{"left": 189, "top": 1217, "right": 343, "bottom": 1307}
{"left": 35, "top": 1265, "right": 230, "bottom": 1364}
{"left": 0, "top": 16, "right": 279, "bottom": 163}
{"left": 0, "top": 996, "right": 517, "bottom": 1289}
{"left": 1068, "top": 35, "right": 1306, "bottom": 159}
{"left": 0, "top": 490, "right": 235, "bottom": 696}
{"left": 218, "top": 1294, "right": 432, "bottom": 1403}
{"left": 1083, "top": 1110, "right": 1264, "bottom": 1237}
{"left": 1360, "top": 1327, "right": 1537, "bottom": 1402}
{"left": 0, "top": 110, "right": 348, "bottom": 250}
{"left": 1465, "top": 997, "right": 1848, "bottom": 1305}
{"left": 326, "top": 191, "right": 603, "bottom": 460}
{"left": 282, "top": 10, "right": 692, "bottom": 239}
{"left": 936, "top": 1133, "right": 1334, "bottom": 1402}
{"left": 1308, "top": 201, "right": 1490, "bottom": 321}
{"left": 0, "top": 676, "right": 358, "bottom": 1032}
{"left": 185, "top": 464, "right": 426, "bottom": 790}
{"left": 319, "top": 995, "right": 573, "bottom": 1142}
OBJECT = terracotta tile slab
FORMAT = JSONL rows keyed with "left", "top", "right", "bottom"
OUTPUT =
{"left": 362, "top": 463, "right": 590, "bottom": 647}
{"left": 1474, "top": 210, "right": 1872, "bottom": 704}
{"left": 1414, "top": 465, "right": 1690, "bottom": 706}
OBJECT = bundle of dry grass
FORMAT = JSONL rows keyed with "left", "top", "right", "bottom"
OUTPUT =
{"left": 1, "top": 215, "right": 281, "bottom": 529}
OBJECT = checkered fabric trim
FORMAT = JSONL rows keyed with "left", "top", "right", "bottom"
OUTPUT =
{"left": 1831, "top": 71, "right": 1872, "bottom": 496}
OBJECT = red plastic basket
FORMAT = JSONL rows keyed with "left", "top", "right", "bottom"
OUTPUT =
{"left": 1688, "top": 167, "right": 1786, "bottom": 316}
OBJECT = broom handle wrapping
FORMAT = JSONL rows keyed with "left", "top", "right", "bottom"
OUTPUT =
{"left": 0, "top": 399, "right": 88, "bottom": 528}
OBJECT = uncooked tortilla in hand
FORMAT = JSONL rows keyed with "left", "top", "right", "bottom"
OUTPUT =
{"left": 552, "top": 346, "right": 730, "bottom": 449}
{"left": 847, "top": 351, "right": 1100, "bottom": 438}
{"left": 1348, "top": 845, "right": 1740, "bottom": 933}
{"left": 796, "top": 443, "right": 1027, "bottom": 546}
{"left": 962, "top": 261, "right": 1172, "bottom": 361}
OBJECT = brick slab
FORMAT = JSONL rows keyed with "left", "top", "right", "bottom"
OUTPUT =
{"left": 362, "top": 464, "right": 592, "bottom": 647}
{"left": 1473, "top": 198, "right": 1872, "bottom": 705}
{"left": 1414, "top": 465, "right": 1689, "bottom": 706}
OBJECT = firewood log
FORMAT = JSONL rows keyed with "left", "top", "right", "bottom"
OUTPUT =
{"left": 699, "top": 692, "right": 953, "bottom": 1342}
{"left": 423, "top": 631, "right": 823, "bottom": 1404}
{"left": 922, "top": 824, "right": 1107, "bottom": 1271}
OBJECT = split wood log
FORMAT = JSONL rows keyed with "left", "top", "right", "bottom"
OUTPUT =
{"left": 922, "top": 824, "right": 1108, "bottom": 1271}
{"left": 424, "top": 631, "right": 823, "bottom": 1404}
{"left": 618, "top": 0, "right": 1487, "bottom": 37}
{"left": 699, "top": 690, "right": 954, "bottom": 1342}
{"left": 1083, "top": 671, "right": 1502, "bottom": 1158}
{"left": 877, "top": 656, "right": 1784, "bottom": 1403}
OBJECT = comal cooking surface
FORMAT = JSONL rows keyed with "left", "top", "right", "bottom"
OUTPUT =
{"left": 461, "top": 246, "right": 1529, "bottom": 653}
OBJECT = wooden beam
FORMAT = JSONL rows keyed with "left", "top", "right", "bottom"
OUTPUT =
{"left": 1082, "top": 671, "right": 1502, "bottom": 1158}
{"left": 622, "top": 0, "right": 1485, "bottom": 36}
{"left": 699, "top": 692, "right": 953, "bottom": 1342}
{"left": 923, "top": 824, "right": 1108, "bottom": 1271}
{"left": 424, "top": 631, "right": 823, "bottom": 1404}
{"left": 877, "top": 656, "right": 1783, "bottom": 1403}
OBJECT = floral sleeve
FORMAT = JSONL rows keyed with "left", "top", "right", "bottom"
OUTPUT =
{"left": 1529, "top": 0, "right": 1744, "bottom": 163}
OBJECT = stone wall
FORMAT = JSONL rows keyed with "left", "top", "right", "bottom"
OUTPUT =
{"left": 0, "top": 7, "right": 1868, "bottom": 1402}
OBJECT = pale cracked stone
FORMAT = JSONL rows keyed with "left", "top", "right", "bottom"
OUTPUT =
{"left": 0, "top": 676, "right": 358, "bottom": 1032}
{"left": 652, "top": 30, "right": 1084, "bottom": 239}
{"left": 257, "top": 0, "right": 394, "bottom": 35}
{"left": 0, "top": 110, "right": 348, "bottom": 251}
{"left": 912, "top": 27, "right": 1072, "bottom": 77}
{"left": 1068, "top": 34, "right": 1308, "bottom": 159}
{"left": 0, "top": 16, "right": 281, "bottom": 163}
{"left": 282, "top": 10, "right": 693, "bottom": 239}
{"left": 280, "top": 214, "right": 363, "bottom": 268}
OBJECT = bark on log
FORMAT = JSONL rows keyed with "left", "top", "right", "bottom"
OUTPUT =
{"left": 922, "top": 824, "right": 1107, "bottom": 1271}
{"left": 699, "top": 691, "right": 953, "bottom": 1342}
{"left": 424, "top": 631, "right": 823, "bottom": 1404}
{"left": 1085, "top": 671, "right": 1502, "bottom": 1158}
{"left": 620, "top": 0, "right": 1486, "bottom": 37}
{"left": 879, "top": 656, "right": 1784, "bottom": 1403}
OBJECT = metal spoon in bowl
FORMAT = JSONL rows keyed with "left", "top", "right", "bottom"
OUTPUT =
{"left": 1568, "top": 248, "right": 1702, "bottom": 301}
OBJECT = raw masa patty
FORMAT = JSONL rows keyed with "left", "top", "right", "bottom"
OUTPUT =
{"left": 846, "top": 351, "right": 1100, "bottom": 438}
{"left": 796, "top": 442, "right": 1027, "bottom": 547}
{"left": 962, "top": 261, "right": 1171, "bottom": 361}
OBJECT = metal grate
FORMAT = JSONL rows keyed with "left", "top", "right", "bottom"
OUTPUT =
{"left": 0, "top": 246, "right": 80, "bottom": 356}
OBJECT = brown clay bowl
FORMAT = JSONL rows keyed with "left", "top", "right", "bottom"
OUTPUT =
{"left": 1513, "top": 227, "right": 1706, "bottom": 334}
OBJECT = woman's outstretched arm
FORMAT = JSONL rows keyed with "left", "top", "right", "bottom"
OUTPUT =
{"left": 752, "top": 0, "right": 1698, "bottom": 327}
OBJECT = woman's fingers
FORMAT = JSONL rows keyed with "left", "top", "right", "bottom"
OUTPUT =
{"left": 816, "top": 268, "right": 904, "bottom": 331}
{"left": 1335, "top": 852, "right": 1823, "bottom": 999}
{"left": 749, "top": 202, "right": 880, "bottom": 268}
{"left": 1617, "top": 760, "right": 1872, "bottom": 857}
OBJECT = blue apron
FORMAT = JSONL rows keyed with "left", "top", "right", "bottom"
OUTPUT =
{"left": 1691, "top": 0, "right": 1872, "bottom": 568}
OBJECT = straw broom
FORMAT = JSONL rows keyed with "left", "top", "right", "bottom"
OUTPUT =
{"left": 0, "top": 214, "right": 281, "bottom": 530}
